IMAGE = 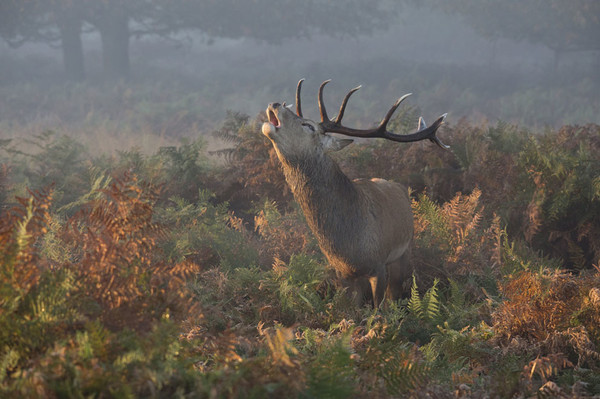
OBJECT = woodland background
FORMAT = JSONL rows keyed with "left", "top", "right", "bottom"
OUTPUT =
{"left": 1, "top": 1, "right": 599, "bottom": 397}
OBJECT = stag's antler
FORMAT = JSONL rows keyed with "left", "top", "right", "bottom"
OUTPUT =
{"left": 295, "top": 79, "right": 449, "bottom": 149}
{"left": 296, "top": 78, "right": 305, "bottom": 118}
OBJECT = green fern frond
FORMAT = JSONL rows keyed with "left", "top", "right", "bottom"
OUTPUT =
{"left": 305, "top": 336, "right": 355, "bottom": 399}
{"left": 407, "top": 276, "right": 441, "bottom": 322}
{"left": 407, "top": 275, "right": 423, "bottom": 318}
{"left": 75, "top": 331, "right": 94, "bottom": 361}
{"left": 211, "top": 111, "right": 248, "bottom": 142}
{"left": 208, "top": 148, "right": 238, "bottom": 164}
{"left": 448, "top": 279, "right": 466, "bottom": 311}
{"left": 423, "top": 278, "right": 441, "bottom": 321}
{"left": 381, "top": 343, "right": 429, "bottom": 395}
{"left": 0, "top": 349, "right": 19, "bottom": 383}
{"left": 27, "top": 269, "right": 77, "bottom": 324}
{"left": 57, "top": 168, "right": 112, "bottom": 213}
{"left": 15, "top": 197, "right": 34, "bottom": 255}
{"left": 211, "top": 130, "right": 243, "bottom": 145}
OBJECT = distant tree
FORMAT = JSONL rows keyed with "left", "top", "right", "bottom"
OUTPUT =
{"left": 434, "top": 0, "right": 600, "bottom": 70}
{"left": 0, "top": 0, "right": 86, "bottom": 81}
{"left": 1, "top": 0, "right": 396, "bottom": 81}
{"left": 82, "top": 1, "right": 163, "bottom": 80}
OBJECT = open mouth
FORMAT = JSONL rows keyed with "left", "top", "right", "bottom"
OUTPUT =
{"left": 267, "top": 106, "right": 281, "bottom": 128}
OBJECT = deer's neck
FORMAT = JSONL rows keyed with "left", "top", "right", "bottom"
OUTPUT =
{"left": 279, "top": 150, "right": 363, "bottom": 255}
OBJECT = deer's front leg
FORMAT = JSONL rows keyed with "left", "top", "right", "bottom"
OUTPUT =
{"left": 344, "top": 278, "right": 370, "bottom": 307}
{"left": 368, "top": 266, "right": 388, "bottom": 308}
{"left": 386, "top": 249, "right": 413, "bottom": 301}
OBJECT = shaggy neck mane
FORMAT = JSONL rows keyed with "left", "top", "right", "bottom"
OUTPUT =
{"left": 279, "top": 149, "right": 363, "bottom": 257}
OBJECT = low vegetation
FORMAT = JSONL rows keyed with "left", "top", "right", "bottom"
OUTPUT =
{"left": 1, "top": 109, "right": 599, "bottom": 397}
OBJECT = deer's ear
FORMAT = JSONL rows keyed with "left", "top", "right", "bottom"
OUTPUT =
{"left": 323, "top": 135, "right": 353, "bottom": 152}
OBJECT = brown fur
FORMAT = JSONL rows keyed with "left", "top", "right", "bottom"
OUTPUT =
{"left": 262, "top": 105, "right": 413, "bottom": 307}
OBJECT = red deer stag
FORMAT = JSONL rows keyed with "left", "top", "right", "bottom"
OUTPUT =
{"left": 262, "top": 80, "right": 447, "bottom": 307}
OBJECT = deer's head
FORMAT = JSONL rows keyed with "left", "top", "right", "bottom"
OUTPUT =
{"left": 262, "top": 79, "right": 449, "bottom": 159}
{"left": 262, "top": 101, "right": 353, "bottom": 157}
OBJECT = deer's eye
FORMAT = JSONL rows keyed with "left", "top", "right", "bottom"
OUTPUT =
{"left": 301, "top": 123, "right": 315, "bottom": 132}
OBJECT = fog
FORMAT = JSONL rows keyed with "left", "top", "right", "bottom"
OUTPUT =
{"left": 1, "top": 2, "right": 598, "bottom": 148}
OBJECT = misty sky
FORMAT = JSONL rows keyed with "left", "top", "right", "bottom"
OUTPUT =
{"left": 1, "top": 3, "right": 598, "bottom": 133}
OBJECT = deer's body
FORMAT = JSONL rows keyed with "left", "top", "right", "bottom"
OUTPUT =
{"left": 280, "top": 148, "right": 413, "bottom": 302}
{"left": 262, "top": 80, "right": 446, "bottom": 306}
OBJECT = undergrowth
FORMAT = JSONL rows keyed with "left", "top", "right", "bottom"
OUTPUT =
{"left": 0, "top": 114, "right": 598, "bottom": 397}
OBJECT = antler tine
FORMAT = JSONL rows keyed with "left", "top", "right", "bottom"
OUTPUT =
{"left": 335, "top": 85, "right": 361, "bottom": 124}
{"left": 378, "top": 93, "right": 412, "bottom": 130}
{"left": 378, "top": 113, "right": 448, "bottom": 147}
{"left": 296, "top": 78, "right": 305, "bottom": 117}
{"left": 318, "top": 80, "right": 332, "bottom": 122}
{"left": 428, "top": 114, "right": 450, "bottom": 149}
{"left": 372, "top": 112, "right": 449, "bottom": 149}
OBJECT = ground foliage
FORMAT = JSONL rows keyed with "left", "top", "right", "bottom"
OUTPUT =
{"left": 0, "top": 114, "right": 599, "bottom": 398}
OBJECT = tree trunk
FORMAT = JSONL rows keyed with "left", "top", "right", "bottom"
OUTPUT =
{"left": 57, "top": 14, "right": 85, "bottom": 81}
{"left": 99, "top": 11, "right": 130, "bottom": 80}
